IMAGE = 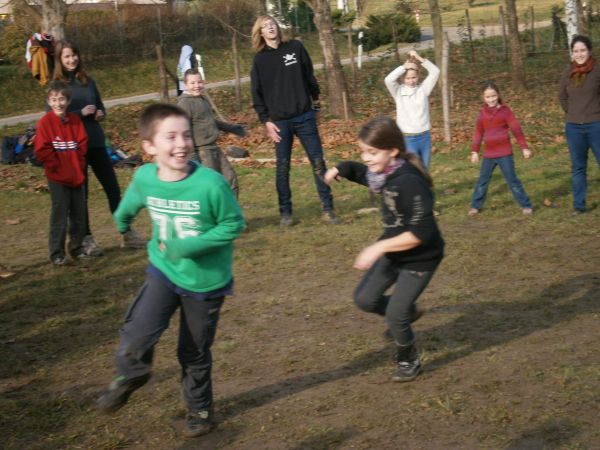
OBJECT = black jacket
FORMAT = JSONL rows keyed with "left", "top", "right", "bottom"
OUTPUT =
{"left": 251, "top": 40, "right": 320, "bottom": 123}
{"left": 337, "top": 160, "right": 444, "bottom": 271}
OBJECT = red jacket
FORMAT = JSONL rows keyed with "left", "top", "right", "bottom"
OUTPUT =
{"left": 34, "top": 112, "right": 87, "bottom": 187}
{"left": 471, "top": 104, "right": 528, "bottom": 158}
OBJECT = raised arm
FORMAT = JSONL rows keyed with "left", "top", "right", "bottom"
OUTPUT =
{"left": 384, "top": 65, "right": 407, "bottom": 98}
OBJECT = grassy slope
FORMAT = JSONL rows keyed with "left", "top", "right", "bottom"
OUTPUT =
{"left": 0, "top": 33, "right": 351, "bottom": 119}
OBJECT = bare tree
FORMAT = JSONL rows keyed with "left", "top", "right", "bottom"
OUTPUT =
{"left": 304, "top": 0, "right": 352, "bottom": 118}
{"left": 40, "top": 0, "right": 67, "bottom": 40}
{"left": 202, "top": 0, "right": 256, "bottom": 110}
{"left": 565, "top": 0, "right": 579, "bottom": 45}
{"left": 427, "top": 0, "right": 443, "bottom": 91}
{"left": 13, "top": 0, "right": 66, "bottom": 40}
{"left": 505, "top": 0, "right": 525, "bottom": 90}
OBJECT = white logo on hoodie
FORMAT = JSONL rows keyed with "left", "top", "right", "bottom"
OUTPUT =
{"left": 283, "top": 53, "right": 297, "bottom": 66}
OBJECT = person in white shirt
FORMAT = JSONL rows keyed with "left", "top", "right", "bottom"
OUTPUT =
{"left": 384, "top": 50, "right": 439, "bottom": 169}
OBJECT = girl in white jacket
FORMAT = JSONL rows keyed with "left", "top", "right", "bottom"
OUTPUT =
{"left": 384, "top": 50, "right": 439, "bottom": 168}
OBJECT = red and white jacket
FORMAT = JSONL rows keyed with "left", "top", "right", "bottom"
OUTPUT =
{"left": 34, "top": 112, "right": 87, "bottom": 187}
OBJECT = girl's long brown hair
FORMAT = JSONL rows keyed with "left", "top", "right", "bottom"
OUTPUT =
{"left": 358, "top": 116, "right": 432, "bottom": 186}
{"left": 251, "top": 15, "right": 287, "bottom": 52}
{"left": 53, "top": 41, "right": 88, "bottom": 86}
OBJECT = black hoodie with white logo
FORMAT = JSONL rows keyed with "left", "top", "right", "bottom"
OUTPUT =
{"left": 251, "top": 40, "right": 320, "bottom": 123}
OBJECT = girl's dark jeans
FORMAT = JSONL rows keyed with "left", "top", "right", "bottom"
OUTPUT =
{"left": 354, "top": 256, "right": 435, "bottom": 346}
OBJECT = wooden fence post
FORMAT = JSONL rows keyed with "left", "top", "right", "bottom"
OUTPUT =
{"left": 499, "top": 5, "right": 508, "bottom": 62}
{"left": 442, "top": 32, "right": 451, "bottom": 144}
{"left": 156, "top": 45, "right": 169, "bottom": 101}
{"left": 465, "top": 8, "right": 474, "bottom": 62}
{"left": 530, "top": 5, "right": 536, "bottom": 53}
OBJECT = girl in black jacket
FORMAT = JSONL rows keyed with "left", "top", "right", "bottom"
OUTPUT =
{"left": 324, "top": 116, "right": 444, "bottom": 382}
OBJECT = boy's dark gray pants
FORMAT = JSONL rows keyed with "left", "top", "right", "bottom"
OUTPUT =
{"left": 47, "top": 180, "right": 86, "bottom": 260}
{"left": 115, "top": 274, "right": 224, "bottom": 412}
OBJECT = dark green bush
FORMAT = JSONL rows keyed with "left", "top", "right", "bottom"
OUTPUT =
{"left": 361, "top": 12, "right": 420, "bottom": 52}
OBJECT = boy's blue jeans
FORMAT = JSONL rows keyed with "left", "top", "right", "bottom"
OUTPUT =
{"left": 353, "top": 256, "right": 435, "bottom": 346}
{"left": 273, "top": 110, "right": 333, "bottom": 216}
{"left": 115, "top": 274, "right": 223, "bottom": 412}
{"left": 404, "top": 131, "right": 432, "bottom": 169}
{"left": 565, "top": 121, "right": 600, "bottom": 211}
{"left": 470, "top": 155, "right": 532, "bottom": 210}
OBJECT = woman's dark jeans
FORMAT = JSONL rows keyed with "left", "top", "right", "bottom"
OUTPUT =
{"left": 565, "top": 121, "right": 600, "bottom": 211}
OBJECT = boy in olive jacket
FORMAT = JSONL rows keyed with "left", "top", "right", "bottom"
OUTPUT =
{"left": 177, "top": 69, "right": 246, "bottom": 197}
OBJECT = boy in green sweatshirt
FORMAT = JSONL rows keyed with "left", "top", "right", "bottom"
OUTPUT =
{"left": 97, "top": 103, "right": 245, "bottom": 438}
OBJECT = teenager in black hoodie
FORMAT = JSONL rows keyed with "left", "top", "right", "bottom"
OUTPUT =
{"left": 250, "top": 15, "right": 337, "bottom": 226}
{"left": 324, "top": 116, "right": 444, "bottom": 382}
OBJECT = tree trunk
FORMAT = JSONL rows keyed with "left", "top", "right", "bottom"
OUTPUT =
{"left": 40, "top": 0, "right": 67, "bottom": 40}
{"left": 427, "top": 0, "right": 444, "bottom": 94}
{"left": 306, "top": 0, "right": 352, "bottom": 118}
{"left": 505, "top": 0, "right": 525, "bottom": 90}
{"left": 565, "top": 0, "right": 578, "bottom": 46}
{"left": 576, "top": 0, "right": 587, "bottom": 36}
{"left": 232, "top": 32, "right": 242, "bottom": 111}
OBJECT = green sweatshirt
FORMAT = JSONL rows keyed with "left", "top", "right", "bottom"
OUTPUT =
{"left": 114, "top": 162, "right": 245, "bottom": 292}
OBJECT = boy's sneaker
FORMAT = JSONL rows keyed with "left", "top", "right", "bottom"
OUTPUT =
{"left": 184, "top": 409, "right": 214, "bottom": 437}
{"left": 468, "top": 208, "right": 479, "bottom": 216}
{"left": 322, "top": 210, "right": 340, "bottom": 225}
{"left": 280, "top": 214, "right": 294, "bottom": 227}
{"left": 72, "top": 252, "right": 92, "bottom": 261}
{"left": 522, "top": 208, "right": 533, "bottom": 215}
{"left": 96, "top": 373, "right": 150, "bottom": 414}
{"left": 392, "top": 344, "right": 422, "bottom": 382}
{"left": 82, "top": 235, "right": 103, "bottom": 257}
{"left": 51, "top": 256, "right": 66, "bottom": 266}
{"left": 120, "top": 229, "right": 146, "bottom": 249}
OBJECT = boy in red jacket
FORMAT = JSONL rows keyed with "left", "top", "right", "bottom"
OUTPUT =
{"left": 35, "top": 81, "right": 88, "bottom": 265}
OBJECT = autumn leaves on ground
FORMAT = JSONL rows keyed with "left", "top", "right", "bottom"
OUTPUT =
{"left": 1, "top": 37, "right": 600, "bottom": 449}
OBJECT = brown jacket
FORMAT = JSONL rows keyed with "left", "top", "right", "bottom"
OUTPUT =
{"left": 558, "top": 62, "right": 600, "bottom": 124}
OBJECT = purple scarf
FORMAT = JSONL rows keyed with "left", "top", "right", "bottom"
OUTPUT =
{"left": 366, "top": 158, "right": 404, "bottom": 193}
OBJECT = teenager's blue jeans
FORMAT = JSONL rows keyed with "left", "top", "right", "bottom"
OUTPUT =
{"left": 404, "top": 131, "right": 432, "bottom": 169}
{"left": 565, "top": 121, "right": 600, "bottom": 211}
{"left": 470, "top": 155, "right": 532, "bottom": 210}
{"left": 273, "top": 110, "right": 333, "bottom": 215}
{"left": 353, "top": 256, "right": 436, "bottom": 346}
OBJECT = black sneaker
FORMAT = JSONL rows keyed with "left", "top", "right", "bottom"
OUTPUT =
{"left": 184, "top": 409, "right": 214, "bottom": 437}
{"left": 96, "top": 373, "right": 150, "bottom": 414}
{"left": 51, "top": 256, "right": 66, "bottom": 266}
{"left": 392, "top": 344, "right": 422, "bottom": 382}
{"left": 71, "top": 251, "right": 91, "bottom": 261}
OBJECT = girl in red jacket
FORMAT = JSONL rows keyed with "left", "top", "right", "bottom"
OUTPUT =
{"left": 469, "top": 82, "right": 533, "bottom": 215}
